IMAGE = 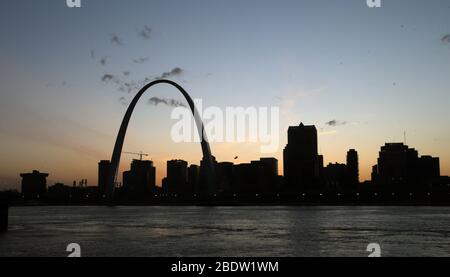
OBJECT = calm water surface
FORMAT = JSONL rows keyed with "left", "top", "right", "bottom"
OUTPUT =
{"left": 1, "top": 206, "right": 449, "bottom": 257}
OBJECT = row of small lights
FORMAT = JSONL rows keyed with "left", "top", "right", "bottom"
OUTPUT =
{"left": 22, "top": 184, "right": 450, "bottom": 199}
{"left": 25, "top": 192, "right": 443, "bottom": 198}
{"left": 141, "top": 192, "right": 438, "bottom": 198}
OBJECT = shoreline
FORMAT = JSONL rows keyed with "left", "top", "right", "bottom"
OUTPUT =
{"left": 7, "top": 202, "right": 450, "bottom": 207}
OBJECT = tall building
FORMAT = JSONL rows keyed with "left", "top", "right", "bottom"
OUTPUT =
{"left": 167, "top": 159, "right": 188, "bottom": 195}
{"left": 373, "top": 142, "right": 440, "bottom": 191}
{"left": 122, "top": 159, "right": 156, "bottom": 197}
{"left": 98, "top": 160, "right": 111, "bottom": 196}
{"left": 283, "top": 123, "right": 319, "bottom": 192}
{"left": 20, "top": 170, "right": 48, "bottom": 199}
{"left": 188, "top": 164, "right": 200, "bottom": 194}
{"left": 376, "top": 143, "right": 418, "bottom": 190}
{"left": 199, "top": 156, "right": 217, "bottom": 195}
{"left": 346, "top": 149, "right": 359, "bottom": 185}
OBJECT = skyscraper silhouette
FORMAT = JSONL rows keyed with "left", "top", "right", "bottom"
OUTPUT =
{"left": 98, "top": 160, "right": 111, "bottom": 197}
{"left": 199, "top": 156, "right": 217, "bottom": 196}
{"left": 283, "top": 123, "right": 320, "bottom": 192}
{"left": 373, "top": 143, "right": 440, "bottom": 192}
{"left": 188, "top": 164, "right": 200, "bottom": 195}
{"left": 376, "top": 143, "right": 418, "bottom": 191}
{"left": 167, "top": 159, "right": 188, "bottom": 195}
{"left": 346, "top": 149, "right": 359, "bottom": 186}
{"left": 123, "top": 159, "right": 156, "bottom": 197}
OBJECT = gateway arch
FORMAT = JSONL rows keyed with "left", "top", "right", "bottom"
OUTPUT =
{"left": 107, "top": 79, "right": 216, "bottom": 199}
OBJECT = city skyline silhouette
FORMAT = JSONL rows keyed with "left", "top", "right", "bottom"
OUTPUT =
{"left": 1, "top": 0, "right": 449, "bottom": 191}
{"left": 1, "top": 95, "right": 449, "bottom": 196}
{"left": 5, "top": 118, "right": 448, "bottom": 205}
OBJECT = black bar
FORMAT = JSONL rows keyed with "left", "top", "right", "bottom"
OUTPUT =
{"left": 0, "top": 257, "right": 449, "bottom": 275}
{"left": 0, "top": 202, "right": 8, "bottom": 232}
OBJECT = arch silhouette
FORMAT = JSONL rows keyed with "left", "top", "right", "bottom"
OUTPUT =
{"left": 108, "top": 79, "right": 216, "bottom": 199}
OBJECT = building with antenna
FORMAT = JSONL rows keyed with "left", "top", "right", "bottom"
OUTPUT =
{"left": 372, "top": 142, "right": 440, "bottom": 191}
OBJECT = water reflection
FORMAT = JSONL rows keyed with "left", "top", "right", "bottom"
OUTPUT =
{"left": 1, "top": 206, "right": 449, "bottom": 257}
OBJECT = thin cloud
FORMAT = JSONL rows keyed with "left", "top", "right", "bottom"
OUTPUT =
{"left": 132, "top": 57, "right": 149, "bottom": 64}
{"left": 158, "top": 67, "right": 183, "bottom": 79}
{"left": 143, "top": 76, "right": 154, "bottom": 83}
{"left": 119, "top": 97, "right": 129, "bottom": 106}
{"left": 99, "top": 56, "right": 109, "bottom": 66}
{"left": 139, "top": 26, "right": 152, "bottom": 40}
{"left": 103, "top": 67, "right": 185, "bottom": 94}
{"left": 325, "top": 120, "right": 348, "bottom": 127}
{"left": 119, "top": 81, "right": 139, "bottom": 93}
{"left": 44, "top": 81, "right": 68, "bottom": 88}
{"left": 441, "top": 34, "right": 450, "bottom": 44}
{"left": 148, "top": 97, "right": 186, "bottom": 107}
{"left": 101, "top": 74, "right": 114, "bottom": 83}
{"left": 110, "top": 34, "right": 123, "bottom": 45}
